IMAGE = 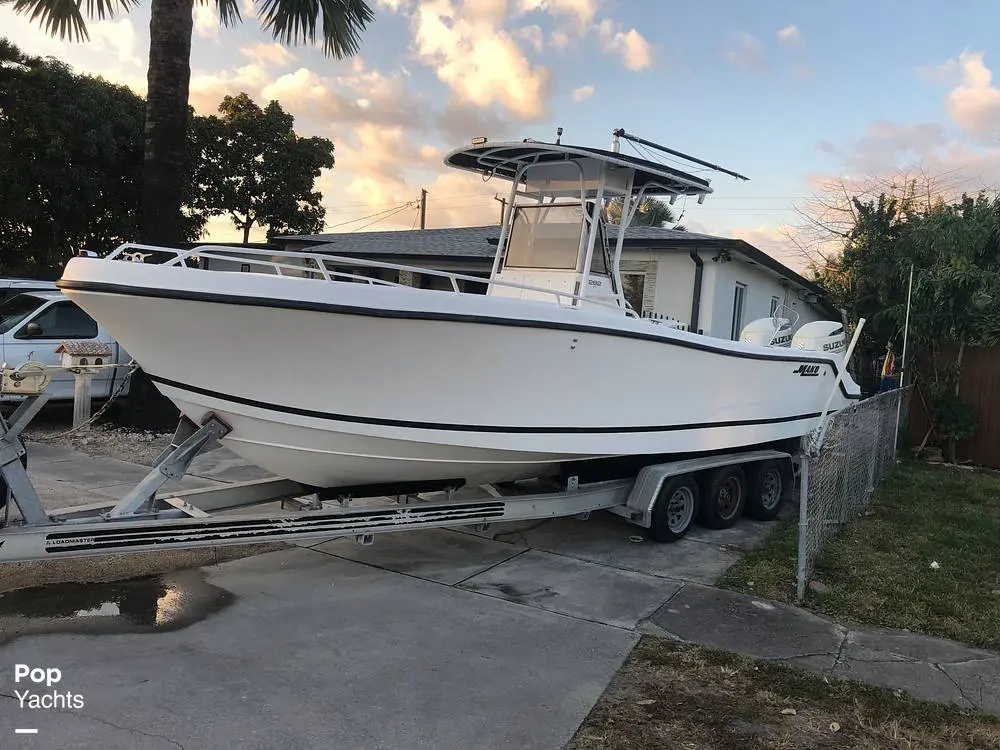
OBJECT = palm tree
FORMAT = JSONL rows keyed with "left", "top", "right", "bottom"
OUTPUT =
{"left": 6, "top": 0, "right": 374, "bottom": 246}
{"left": 604, "top": 196, "right": 685, "bottom": 230}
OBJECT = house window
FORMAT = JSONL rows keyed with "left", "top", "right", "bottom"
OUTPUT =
{"left": 770, "top": 296, "right": 780, "bottom": 316}
{"left": 621, "top": 273, "right": 646, "bottom": 314}
{"left": 730, "top": 282, "right": 747, "bottom": 340}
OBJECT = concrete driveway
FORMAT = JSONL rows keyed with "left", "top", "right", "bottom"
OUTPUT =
{"left": 0, "top": 442, "right": 787, "bottom": 749}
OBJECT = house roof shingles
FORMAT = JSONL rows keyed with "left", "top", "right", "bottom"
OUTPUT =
{"left": 281, "top": 225, "right": 724, "bottom": 257}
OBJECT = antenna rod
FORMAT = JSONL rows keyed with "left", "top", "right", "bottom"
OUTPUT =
{"left": 612, "top": 129, "right": 750, "bottom": 181}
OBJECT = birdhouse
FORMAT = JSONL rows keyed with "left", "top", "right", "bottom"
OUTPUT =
{"left": 54, "top": 341, "right": 113, "bottom": 370}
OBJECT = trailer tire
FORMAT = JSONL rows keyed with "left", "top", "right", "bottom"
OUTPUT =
{"left": 744, "top": 458, "right": 790, "bottom": 521}
{"left": 698, "top": 465, "right": 746, "bottom": 529}
{"left": 649, "top": 475, "right": 699, "bottom": 542}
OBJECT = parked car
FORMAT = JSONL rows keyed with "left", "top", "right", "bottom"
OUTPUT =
{"left": 0, "top": 290, "right": 131, "bottom": 404}
{"left": 0, "top": 278, "right": 58, "bottom": 305}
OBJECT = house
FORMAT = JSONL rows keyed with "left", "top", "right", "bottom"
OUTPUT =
{"left": 196, "top": 225, "right": 839, "bottom": 340}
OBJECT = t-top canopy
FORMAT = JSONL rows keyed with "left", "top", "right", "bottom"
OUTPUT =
{"left": 443, "top": 140, "right": 713, "bottom": 198}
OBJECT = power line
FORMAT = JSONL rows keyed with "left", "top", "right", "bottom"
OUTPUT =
{"left": 318, "top": 192, "right": 825, "bottom": 229}
{"left": 349, "top": 203, "right": 417, "bottom": 232}
{"left": 321, "top": 202, "right": 416, "bottom": 230}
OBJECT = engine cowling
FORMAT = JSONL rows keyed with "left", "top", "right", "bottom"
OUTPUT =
{"left": 740, "top": 317, "right": 792, "bottom": 347}
{"left": 791, "top": 320, "right": 847, "bottom": 355}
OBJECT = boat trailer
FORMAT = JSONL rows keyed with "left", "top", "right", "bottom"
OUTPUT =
{"left": 0, "top": 377, "right": 797, "bottom": 564}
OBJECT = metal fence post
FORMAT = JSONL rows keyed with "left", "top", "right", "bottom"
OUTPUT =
{"left": 864, "top": 395, "right": 882, "bottom": 501}
{"left": 796, "top": 454, "right": 810, "bottom": 602}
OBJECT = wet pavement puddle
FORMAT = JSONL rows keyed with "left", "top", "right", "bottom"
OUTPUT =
{"left": 0, "top": 569, "right": 234, "bottom": 644}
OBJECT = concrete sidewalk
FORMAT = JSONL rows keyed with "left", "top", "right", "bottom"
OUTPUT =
{"left": 1, "top": 441, "right": 998, "bottom": 750}
{"left": 643, "top": 584, "right": 1000, "bottom": 715}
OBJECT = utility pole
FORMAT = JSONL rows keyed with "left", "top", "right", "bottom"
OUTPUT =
{"left": 419, "top": 188, "right": 427, "bottom": 229}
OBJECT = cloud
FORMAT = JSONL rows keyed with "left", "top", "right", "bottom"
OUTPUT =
{"left": 433, "top": 100, "right": 517, "bottom": 142}
{"left": 189, "top": 54, "right": 425, "bottom": 131}
{"left": 934, "top": 51, "right": 1000, "bottom": 141}
{"left": 715, "top": 50, "right": 1000, "bottom": 271}
{"left": 0, "top": 9, "right": 147, "bottom": 93}
{"left": 834, "top": 121, "right": 950, "bottom": 175}
{"left": 595, "top": 21, "right": 654, "bottom": 71}
{"left": 240, "top": 42, "right": 297, "bottom": 67}
{"left": 193, "top": 4, "right": 219, "bottom": 41}
{"left": 571, "top": 84, "right": 594, "bottom": 102}
{"left": 260, "top": 62, "right": 425, "bottom": 129}
{"left": 374, "top": 0, "right": 414, "bottom": 10}
{"left": 516, "top": 24, "right": 544, "bottom": 53}
{"left": 411, "top": 0, "right": 552, "bottom": 120}
{"left": 189, "top": 63, "right": 273, "bottom": 114}
{"left": 777, "top": 25, "right": 804, "bottom": 47}
{"left": 773, "top": 50, "right": 1000, "bottom": 267}
{"left": 516, "top": 0, "right": 598, "bottom": 32}
{"left": 723, "top": 31, "right": 766, "bottom": 71}
{"left": 318, "top": 122, "right": 502, "bottom": 232}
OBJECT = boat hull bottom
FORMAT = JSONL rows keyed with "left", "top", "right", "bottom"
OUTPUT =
{"left": 164, "top": 389, "right": 811, "bottom": 490}
{"left": 168, "top": 395, "right": 583, "bottom": 489}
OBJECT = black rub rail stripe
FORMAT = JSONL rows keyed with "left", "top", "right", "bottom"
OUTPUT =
{"left": 57, "top": 279, "right": 861, "bottom": 401}
{"left": 149, "top": 373, "right": 824, "bottom": 434}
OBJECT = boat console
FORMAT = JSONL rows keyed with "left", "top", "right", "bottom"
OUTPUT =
{"left": 443, "top": 131, "right": 747, "bottom": 318}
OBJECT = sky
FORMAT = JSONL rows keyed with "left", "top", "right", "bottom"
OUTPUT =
{"left": 5, "top": 0, "right": 1000, "bottom": 272}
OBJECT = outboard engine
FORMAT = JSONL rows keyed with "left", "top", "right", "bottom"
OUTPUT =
{"left": 740, "top": 317, "right": 792, "bottom": 347}
{"left": 791, "top": 320, "right": 847, "bottom": 355}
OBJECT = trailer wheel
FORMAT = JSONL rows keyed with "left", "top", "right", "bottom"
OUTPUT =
{"left": 744, "top": 459, "right": 790, "bottom": 521}
{"left": 698, "top": 465, "right": 746, "bottom": 529}
{"left": 649, "top": 475, "right": 699, "bottom": 542}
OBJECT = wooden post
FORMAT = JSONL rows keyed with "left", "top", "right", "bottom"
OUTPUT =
{"left": 72, "top": 370, "right": 93, "bottom": 430}
{"left": 55, "top": 341, "right": 112, "bottom": 431}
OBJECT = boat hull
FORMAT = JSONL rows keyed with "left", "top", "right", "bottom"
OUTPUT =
{"left": 57, "top": 259, "right": 860, "bottom": 488}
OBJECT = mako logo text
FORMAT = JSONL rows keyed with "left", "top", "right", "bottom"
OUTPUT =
{"left": 12, "top": 664, "right": 85, "bottom": 709}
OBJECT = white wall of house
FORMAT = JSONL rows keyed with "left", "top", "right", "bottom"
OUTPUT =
{"left": 697, "top": 255, "right": 827, "bottom": 340}
{"left": 622, "top": 247, "right": 832, "bottom": 340}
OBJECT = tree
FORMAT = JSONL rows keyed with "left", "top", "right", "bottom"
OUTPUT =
{"left": 7, "top": 0, "right": 374, "bottom": 246}
{"left": 0, "top": 39, "right": 213, "bottom": 278}
{"left": 810, "top": 185, "right": 1000, "bottom": 462}
{"left": 791, "top": 165, "right": 965, "bottom": 269}
{"left": 892, "top": 194, "right": 1000, "bottom": 460}
{"left": 604, "top": 196, "right": 683, "bottom": 229}
{"left": 190, "top": 93, "right": 334, "bottom": 242}
{"left": 1, "top": 42, "right": 135, "bottom": 275}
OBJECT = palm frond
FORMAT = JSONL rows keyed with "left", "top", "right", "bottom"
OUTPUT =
{"left": 9, "top": 0, "right": 90, "bottom": 41}
{"left": 81, "top": 0, "right": 140, "bottom": 20}
{"left": 256, "top": 0, "right": 374, "bottom": 58}
{"left": 211, "top": 0, "right": 242, "bottom": 28}
{"left": 7, "top": 0, "right": 138, "bottom": 41}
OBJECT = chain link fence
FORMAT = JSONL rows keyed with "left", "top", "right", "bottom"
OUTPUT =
{"left": 796, "top": 385, "right": 914, "bottom": 600}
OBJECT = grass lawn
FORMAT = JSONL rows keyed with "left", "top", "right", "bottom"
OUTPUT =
{"left": 717, "top": 461, "right": 1000, "bottom": 652}
{"left": 567, "top": 637, "right": 1000, "bottom": 749}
